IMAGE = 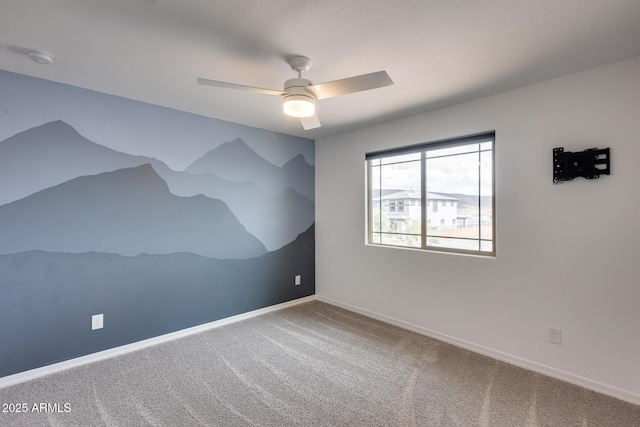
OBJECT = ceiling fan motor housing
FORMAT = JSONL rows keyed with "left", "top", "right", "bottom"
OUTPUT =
{"left": 284, "top": 78, "right": 314, "bottom": 98}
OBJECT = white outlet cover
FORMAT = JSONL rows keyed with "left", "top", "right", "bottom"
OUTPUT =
{"left": 92, "top": 314, "right": 104, "bottom": 330}
{"left": 295, "top": 275, "right": 301, "bottom": 285}
{"left": 548, "top": 326, "right": 562, "bottom": 345}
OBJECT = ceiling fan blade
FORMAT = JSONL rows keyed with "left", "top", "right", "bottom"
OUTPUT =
{"left": 299, "top": 112, "right": 321, "bottom": 130}
{"left": 197, "top": 78, "right": 285, "bottom": 96}
{"left": 308, "top": 71, "right": 393, "bottom": 100}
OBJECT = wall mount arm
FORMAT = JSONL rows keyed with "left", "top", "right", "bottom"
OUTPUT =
{"left": 553, "top": 147, "right": 610, "bottom": 184}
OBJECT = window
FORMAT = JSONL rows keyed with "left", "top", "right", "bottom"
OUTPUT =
{"left": 367, "top": 132, "right": 494, "bottom": 256}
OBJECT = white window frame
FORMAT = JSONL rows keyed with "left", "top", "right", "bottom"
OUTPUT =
{"left": 366, "top": 132, "right": 495, "bottom": 256}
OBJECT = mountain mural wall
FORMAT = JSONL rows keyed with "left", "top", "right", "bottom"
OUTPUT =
{"left": 0, "top": 70, "right": 314, "bottom": 378}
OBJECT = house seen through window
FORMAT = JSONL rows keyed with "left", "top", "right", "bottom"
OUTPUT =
{"left": 367, "top": 132, "right": 495, "bottom": 256}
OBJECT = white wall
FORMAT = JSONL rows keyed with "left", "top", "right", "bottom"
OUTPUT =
{"left": 316, "top": 55, "right": 640, "bottom": 403}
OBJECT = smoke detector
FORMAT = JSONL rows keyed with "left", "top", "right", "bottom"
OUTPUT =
{"left": 27, "top": 50, "right": 54, "bottom": 65}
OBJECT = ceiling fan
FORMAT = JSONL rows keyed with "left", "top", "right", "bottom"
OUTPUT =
{"left": 197, "top": 56, "right": 394, "bottom": 130}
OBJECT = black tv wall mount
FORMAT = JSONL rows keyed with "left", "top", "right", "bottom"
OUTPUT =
{"left": 553, "top": 147, "right": 610, "bottom": 184}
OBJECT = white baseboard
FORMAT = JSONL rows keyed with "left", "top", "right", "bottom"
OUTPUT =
{"left": 0, "top": 296, "right": 315, "bottom": 389}
{"left": 316, "top": 295, "right": 640, "bottom": 406}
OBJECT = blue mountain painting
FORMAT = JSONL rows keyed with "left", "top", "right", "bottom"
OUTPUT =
{"left": 0, "top": 120, "right": 314, "bottom": 250}
{"left": 0, "top": 119, "right": 315, "bottom": 378}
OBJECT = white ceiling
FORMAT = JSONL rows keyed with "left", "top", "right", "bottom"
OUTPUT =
{"left": 2, "top": 0, "right": 640, "bottom": 140}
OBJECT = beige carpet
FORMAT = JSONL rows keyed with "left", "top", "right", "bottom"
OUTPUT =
{"left": 1, "top": 301, "right": 639, "bottom": 426}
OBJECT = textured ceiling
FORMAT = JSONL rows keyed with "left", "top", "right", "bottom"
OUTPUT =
{"left": 2, "top": 0, "right": 640, "bottom": 139}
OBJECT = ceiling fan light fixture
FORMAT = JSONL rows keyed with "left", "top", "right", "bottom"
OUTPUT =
{"left": 283, "top": 94, "right": 315, "bottom": 118}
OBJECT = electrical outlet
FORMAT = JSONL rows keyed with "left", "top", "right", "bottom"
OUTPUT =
{"left": 548, "top": 326, "right": 562, "bottom": 345}
{"left": 295, "top": 275, "right": 301, "bottom": 286}
{"left": 92, "top": 314, "right": 104, "bottom": 330}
